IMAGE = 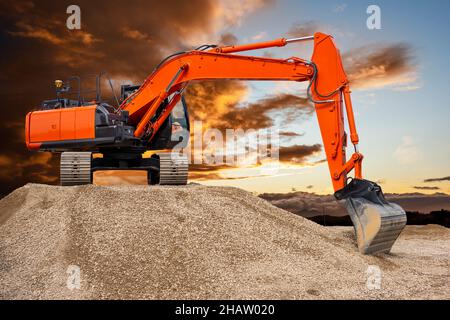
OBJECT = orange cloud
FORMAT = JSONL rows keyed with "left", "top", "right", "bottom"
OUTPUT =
{"left": 8, "top": 22, "right": 64, "bottom": 45}
{"left": 121, "top": 27, "right": 152, "bottom": 43}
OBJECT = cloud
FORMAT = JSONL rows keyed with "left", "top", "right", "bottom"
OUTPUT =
{"left": 287, "top": 21, "right": 319, "bottom": 38}
{"left": 413, "top": 186, "right": 440, "bottom": 191}
{"left": 0, "top": 152, "right": 58, "bottom": 184}
{"left": 189, "top": 163, "right": 240, "bottom": 180}
{"left": 186, "top": 142, "right": 322, "bottom": 181}
{"left": 3, "top": 0, "right": 271, "bottom": 81}
{"left": 187, "top": 142, "right": 322, "bottom": 180}
{"left": 121, "top": 26, "right": 152, "bottom": 43}
{"left": 260, "top": 190, "right": 450, "bottom": 218}
{"left": 424, "top": 176, "right": 450, "bottom": 183}
{"left": 0, "top": 155, "right": 13, "bottom": 166}
{"left": 8, "top": 22, "right": 65, "bottom": 45}
{"left": 279, "top": 144, "right": 322, "bottom": 163}
{"left": 343, "top": 43, "right": 419, "bottom": 91}
{"left": 214, "top": 0, "right": 274, "bottom": 27}
{"left": 251, "top": 31, "right": 268, "bottom": 41}
{"left": 185, "top": 81, "right": 313, "bottom": 132}
{"left": 394, "top": 136, "right": 420, "bottom": 164}
{"left": 279, "top": 131, "right": 303, "bottom": 137}
{"left": 260, "top": 191, "right": 344, "bottom": 217}
{"left": 218, "top": 33, "right": 238, "bottom": 46}
{"left": 286, "top": 20, "right": 356, "bottom": 41}
{"left": 287, "top": 21, "right": 419, "bottom": 92}
{"left": 333, "top": 4, "right": 347, "bottom": 13}
{"left": 392, "top": 85, "right": 422, "bottom": 92}
{"left": 217, "top": 93, "right": 313, "bottom": 131}
{"left": 185, "top": 80, "right": 249, "bottom": 130}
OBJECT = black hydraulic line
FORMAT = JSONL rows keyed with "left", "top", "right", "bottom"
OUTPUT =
{"left": 152, "top": 51, "right": 187, "bottom": 73}
{"left": 305, "top": 61, "right": 343, "bottom": 104}
{"left": 194, "top": 44, "right": 218, "bottom": 51}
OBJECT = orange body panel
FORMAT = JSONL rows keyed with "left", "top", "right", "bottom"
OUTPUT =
{"left": 73, "top": 107, "right": 96, "bottom": 139}
{"left": 26, "top": 106, "right": 96, "bottom": 146}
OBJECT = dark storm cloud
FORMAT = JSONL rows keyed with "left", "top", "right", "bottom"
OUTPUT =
{"left": 2, "top": 0, "right": 220, "bottom": 81}
{"left": 185, "top": 80, "right": 312, "bottom": 132}
{"left": 260, "top": 191, "right": 450, "bottom": 218}
{"left": 218, "top": 33, "right": 238, "bottom": 46}
{"left": 424, "top": 176, "right": 450, "bottom": 183}
{"left": 279, "top": 144, "right": 322, "bottom": 163}
{"left": 413, "top": 186, "right": 440, "bottom": 191}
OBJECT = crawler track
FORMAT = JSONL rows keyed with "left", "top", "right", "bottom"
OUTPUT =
{"left": 60, "top": 152, "right": 93, "bottom": 186}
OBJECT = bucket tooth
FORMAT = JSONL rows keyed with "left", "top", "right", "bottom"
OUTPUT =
{"left": 335, "top": 179, "right": 407, "bottom": 254}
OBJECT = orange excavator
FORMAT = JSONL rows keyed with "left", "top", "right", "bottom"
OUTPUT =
{"left": 25, "top": 33, "right": 406, "bottom": 254}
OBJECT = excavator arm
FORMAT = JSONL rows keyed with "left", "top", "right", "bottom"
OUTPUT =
{"left": 119, "top": 32, "right": 407, "bottom": 254}
{"left": 121, "top": 33, "right": 356, "bottom": 192}
{"left": 25, "top": 32, "right": 406, "bottom": 254}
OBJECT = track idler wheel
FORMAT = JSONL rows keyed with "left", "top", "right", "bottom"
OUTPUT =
{"left": 335, "top": 179, "right": 407, "bottom": 254}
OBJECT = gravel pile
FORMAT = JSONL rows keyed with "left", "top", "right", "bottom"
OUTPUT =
{"left": 0, "top": 183, "right": 449, "bottom": 299}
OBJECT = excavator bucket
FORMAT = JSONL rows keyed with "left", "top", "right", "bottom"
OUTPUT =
{"left": 335, "top": 179, "right": 407, "bottom": 254}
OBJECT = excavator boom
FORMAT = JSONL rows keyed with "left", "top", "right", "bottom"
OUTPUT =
{"left": 25, "top": 32, "right": 406, "bottom": 254}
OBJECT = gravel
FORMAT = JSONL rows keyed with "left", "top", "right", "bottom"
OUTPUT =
{"left": 0, "top": 183, "right": 449, "bottom": 299}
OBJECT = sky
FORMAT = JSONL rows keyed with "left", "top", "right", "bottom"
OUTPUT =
{"left": 0, "top": 0, "right": 449, "bottom": 196}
